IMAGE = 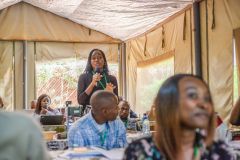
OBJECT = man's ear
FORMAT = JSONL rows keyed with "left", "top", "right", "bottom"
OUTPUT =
{"left": 102, "top": 108, "right": 108, "bottom": 115}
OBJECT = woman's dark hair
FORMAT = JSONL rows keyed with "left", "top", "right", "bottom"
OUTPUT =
{"left": 84, "top": 49, "right": 109, "bottom": 74}
{"left": 35, "top": 94, "right": 51, "bottom": 114}
{"left": 153, "top": 74, "right": 215, "bottom": 160}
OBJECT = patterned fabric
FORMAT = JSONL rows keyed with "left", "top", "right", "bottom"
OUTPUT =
{"left": 123, "top": 136, "right": 237, "bottom": 160}
{"left": 68, "top": 112, "right": 127, "bottom": 150}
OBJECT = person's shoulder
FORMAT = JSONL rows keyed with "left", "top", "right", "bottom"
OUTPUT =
{"left": 71, "top": 113, "right": 92, "bottom": 129}
{"left": 0, "top": 111, "right": 36, "bottom": 125}
{"left": 205, "top": 140, "right": 236, "bottom": 158}
{"left": 108, "top": 74, "right": 116, "bottom": 78}
{"left": 124, "top": 136, "right": 162, "bottom": 160}
{"left": 126, "top": 136, "right": 154, "bottom": 152}
{"left": 79, "top": 72, "right": 89, "bottom": 77}
{"left": 107, "top": 74, "right": 117, "bottom": 80}
{"left": 131, "top": 136, "right": 153, "bottom": 145}
{"left": 110, "top": 117, "right": 125, "bottom": 126}
{"left": 210, "top": 140, "right": 229, "bottom": 149}
{"left": 0, "top": 112, "right": 42, "bottom": 137}
{"left": 79, "top": 72, "right": 93, "bottom": 79}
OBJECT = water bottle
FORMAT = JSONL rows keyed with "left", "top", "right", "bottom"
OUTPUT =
{"left": 142, "top": 115, "right": 150, "bottom": 135}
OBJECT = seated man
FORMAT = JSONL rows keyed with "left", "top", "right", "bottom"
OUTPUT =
{"left": 118, "top": 96, "right": 138, "bottom": 118}
{"left": 0, "top": 112, "right": 49, "bottom": 160}
{"left": 119, "top": 100, "right": 140, "bottom": 131}
{"left": 68, "top": 90, "right": 127, "bottom": 149}
{"left": 230, "top": 97, "right": 240, "bottom": 125}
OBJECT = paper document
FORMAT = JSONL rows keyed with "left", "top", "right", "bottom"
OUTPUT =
{"left": 58, "top": 148, "right": 104, "bottom": 159}
{"left": 91, "top": 147, "right": 125, "bottom": 160}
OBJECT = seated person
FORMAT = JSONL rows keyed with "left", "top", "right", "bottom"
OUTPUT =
{"left": 34, "top": 94, "right": 60, "bottom": 116}
{"left": 230, "top": 97, "right": 240, "bottom": 125}
{"left": 68, "top": 90, "right": 127, "bottom": 149}
{"left": 0, "top": 111, "right": 49, "bottom": 160}
{"left": 119, "top": 100, "right": 140, "bottom": 131}
{"left": 118, "top": 96, "right": 138, "bottom": 118}
{"left": 30, "top": 100, "right": 37, "bottom": 109}
{"left": 0, "top": 96, "right": 4, "bottom": 109}
{"left": 123, "top": 74, "right": 236, "bottom": 160}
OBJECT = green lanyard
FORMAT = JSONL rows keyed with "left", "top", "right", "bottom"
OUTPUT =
{"left": 193, "top": 143, "right": 202, "bottom": 160}
{"left": 124, "top": 120, "right": 128, "bottom": 128}
{"left": 100, "top": 130, "right": 107, "bottom": 146}
{"left": 92, "top": 71, "right": 108, "bottom": 89}
{"left": 193, "top": 145, "right": 199, "bottom": 159}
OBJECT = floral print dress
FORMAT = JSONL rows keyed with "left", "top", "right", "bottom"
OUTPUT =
{"left": 123, "top": 136, "right": 238, "bottom": 160}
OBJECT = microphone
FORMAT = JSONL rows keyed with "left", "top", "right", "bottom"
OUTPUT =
{"left": 94, "top": 67, "right": 102, "bottom": 86}
{"left": 95, "top": 67, "right": 101, "bottom": 74}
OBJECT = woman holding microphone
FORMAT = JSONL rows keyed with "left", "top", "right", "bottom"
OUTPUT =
{"left": 77, "top": 49, "right": 118, "bottom": 111}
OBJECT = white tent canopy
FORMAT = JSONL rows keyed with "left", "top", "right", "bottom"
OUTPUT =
{"left": 0, "top": 0, "right": 192, "bottom": 40}
{"left": 1, "top": 0, "right": 240, "bottom": 123}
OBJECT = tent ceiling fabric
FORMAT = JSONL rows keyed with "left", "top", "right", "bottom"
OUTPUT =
{"left": 0, "top": 0, "right": 192, "bottom": 41}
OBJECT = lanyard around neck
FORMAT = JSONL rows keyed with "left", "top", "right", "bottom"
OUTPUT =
{"left": 193, "top": 142, "right": 202, "bottom": 160}
{"left": 100, "top": 129, "right": 107, "bottom": 146}
{"left": 92, "top": 71, "right": 108, "bottom": 89}
{"left": 123, "top": 119, "right": 128, "bottom": 128}
{"left": 193, "top": 145, "right": 199, "bottom": 160}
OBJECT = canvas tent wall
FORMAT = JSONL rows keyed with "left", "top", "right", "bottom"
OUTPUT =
{"left": 125, "top": 0, "right": 240, "bottom": 122}
{"left": 0, "top": 2, "right": 121, "bottom": 110}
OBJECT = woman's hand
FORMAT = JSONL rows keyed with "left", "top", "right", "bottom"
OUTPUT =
{"left": 105, "top": 83, "right": 116, "bottom": 92}
{"left": 85, "top": 73, "right": 102, "bottom": 96}
{"left": 47, "top": 107, "right": 54, "bottom": 112}
{"left": 91, "top": 73, "right": 102, "bottom": 86}
{"left": 40, "top": 108, "right": 48, "bottom": 115}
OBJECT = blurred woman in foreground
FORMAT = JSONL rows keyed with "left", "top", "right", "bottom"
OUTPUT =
{"left": 124, "top": 74, "right": 236, "bottom": 160}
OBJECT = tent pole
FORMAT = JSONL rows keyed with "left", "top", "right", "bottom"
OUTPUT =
{"left": 23, "top": 40, "right": 28, "bottom": 109}
{"left": 118, "top": 44, "right": 122, "bottom": 97}
{"left": 34, "top": 42, "right": 37, "bottom": 99}
{"left": 120, "top": 42, "right": 127, "bottom": 100}
{"left": 193, "top": 0, "right": 202, "bottom": 77}
{"left": 13, "top": 41, "right": 16, "bottom": 111}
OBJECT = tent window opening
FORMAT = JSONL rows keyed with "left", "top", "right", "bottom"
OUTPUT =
{"left": 36, "top": 58, "right": 119, "bottom": 108}
{"left": 135, "top": 56, "right": 174, "bottom": 115}
{"left": 36, "top": 58, "right": 83, "bottom": 108}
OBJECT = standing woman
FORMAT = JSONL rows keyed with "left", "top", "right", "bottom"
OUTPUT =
{"left": 123, "top": 74, "right": 236, "bottom": 160}
{"left": 77, "top": 49, "right": 118, "bottom": 107}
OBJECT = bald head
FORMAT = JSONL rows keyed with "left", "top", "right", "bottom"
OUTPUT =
{"left": 90, "top": 90, "right": 119, "bottom": 123}
{"left": 90, "top": 91, "right": 118, "bottom": 111}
